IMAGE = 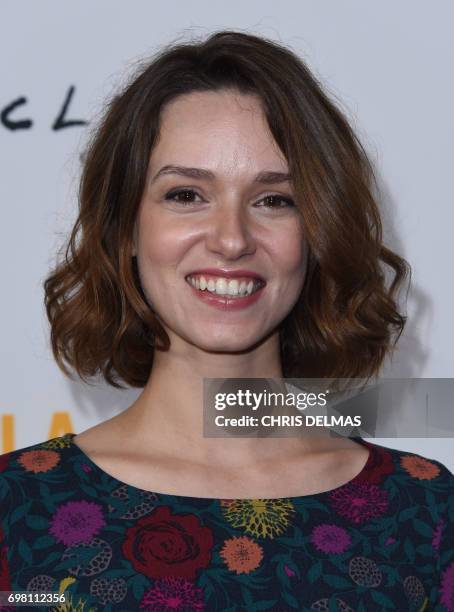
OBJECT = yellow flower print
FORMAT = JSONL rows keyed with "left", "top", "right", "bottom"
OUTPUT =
{"left": 42, "top": 435, "right": 73, "bottom": 450}
{"left": 220, "top": 498, "right": 295, "bottom": 539}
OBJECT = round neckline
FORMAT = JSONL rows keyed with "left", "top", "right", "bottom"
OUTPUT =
{"left": 64, "top": 432, "right": 375, "bottom": 502}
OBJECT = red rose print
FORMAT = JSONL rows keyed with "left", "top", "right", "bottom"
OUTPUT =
{"left": 122, "top": 505, "right": 214, "bottom": 580}
{"left": 355, "top": 443, "right": 394, "bottom": 485}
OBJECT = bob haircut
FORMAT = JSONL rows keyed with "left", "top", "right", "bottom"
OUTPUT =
{"left": 44, "top": 29, "right": 410, "bottom": 389}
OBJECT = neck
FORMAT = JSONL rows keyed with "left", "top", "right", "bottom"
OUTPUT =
{"left": 117, "top": 330, "right": 317, "bottom": 466}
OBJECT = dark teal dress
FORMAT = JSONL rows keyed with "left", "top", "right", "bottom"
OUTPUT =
{"left": 0, "top": 433, "right": 453, "bottom": 611}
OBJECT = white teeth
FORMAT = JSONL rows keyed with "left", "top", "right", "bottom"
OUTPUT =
{"left": 216, "top": 278, "right": 227, "bottom": 294}
{"left": 187, "top": 275, "right": 262, "bottom": 297}
{"left": 228, "top": 279, "right": 239, "bottom": 296}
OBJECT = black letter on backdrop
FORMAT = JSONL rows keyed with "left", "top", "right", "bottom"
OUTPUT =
{"left": 52, "top": 85, "right": 87, "bottom": 130}
{"left": 1, "top": 97, "right": 33, "bottom": 130}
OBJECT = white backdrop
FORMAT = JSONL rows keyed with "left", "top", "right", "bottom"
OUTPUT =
{"left": 0, "top": 1, "right": 452, "bottom": 469}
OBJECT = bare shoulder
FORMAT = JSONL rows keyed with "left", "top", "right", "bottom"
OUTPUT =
{"left": 72, "top": 414, "right": 127, "bottom": 459}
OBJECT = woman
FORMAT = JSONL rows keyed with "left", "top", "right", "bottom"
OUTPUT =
{"left": 1, "top": 30, "right": 452, "bottom": 611}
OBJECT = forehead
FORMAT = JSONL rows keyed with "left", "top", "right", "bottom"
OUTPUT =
{"left": 150, "top": 90, "right": 288, "bottom": 176}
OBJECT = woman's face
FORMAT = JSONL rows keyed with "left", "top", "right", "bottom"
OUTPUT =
{"left": 133, "top": 89, "right": 308, "bottom": 353}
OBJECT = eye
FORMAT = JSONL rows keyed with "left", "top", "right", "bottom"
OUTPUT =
{"left": 164, "top": 189, "right": 203, "bottom": 205}
{"left": 255, "top": 194, "right": 295, "bottom": 209}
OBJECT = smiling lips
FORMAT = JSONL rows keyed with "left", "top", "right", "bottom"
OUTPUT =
{"left": 185, "top": 268, "right": 266, "bottom": 309}
{"left": 186, "top": 268, "right": 265, "bottom": 297}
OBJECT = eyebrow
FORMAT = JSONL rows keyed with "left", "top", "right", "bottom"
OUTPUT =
{"left": 150, "top": 165, "right": 292, "bottom": 186}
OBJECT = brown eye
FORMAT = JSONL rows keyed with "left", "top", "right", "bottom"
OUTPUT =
{"left": 164, "top": 189, "right": 202, "bottom": 204}
{"left": 256, "top": 195, "right": 295, "bottom": 208}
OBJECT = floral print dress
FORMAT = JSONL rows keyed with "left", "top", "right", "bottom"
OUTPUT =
{"left": 0, "top": 433, "right": 453, "bottom": 611}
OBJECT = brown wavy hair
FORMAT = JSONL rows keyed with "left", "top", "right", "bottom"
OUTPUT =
{"left": 43, "top": 29, "right": 411, "bottom": 389}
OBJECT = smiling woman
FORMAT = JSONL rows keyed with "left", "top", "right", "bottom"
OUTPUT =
{"left": 47, "top": 34, "right": 408, "bottom": 386}
{"left": 130, "top": 88, "right": 309, "bottom": 352}
{"left": 1, "top": 30, "right": 453, "bottom": 612}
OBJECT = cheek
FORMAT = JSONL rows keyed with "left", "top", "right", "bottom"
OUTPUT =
{"left": 137, "top": 211, "right": 186, "bottom": 270}
{"left": 270, "top": 228, "right": 307, "bottom": 277}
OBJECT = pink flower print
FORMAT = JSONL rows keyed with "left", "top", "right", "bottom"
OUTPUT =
{"left": 310, "top": 524, "right": 352, "bottom": 554}
{"left": 432, "top": 516, "right": 445, "bottom": 556}
{"left": 440, "top": 560, "right": 454, "bottom": 611}
{"left": 385, "top": 536, "right": 396, "bottom": 545}
{"left": 140, "top": 577, "right": 206, "bottom": 611}
{"left": 82, "top": 463, "right": 92, "bottom": 473}
{"left": 329, "top": 482, "right": 389, "bottom": 524}
{"left": 49, "top": 500, "right": 106, "bottom": 546}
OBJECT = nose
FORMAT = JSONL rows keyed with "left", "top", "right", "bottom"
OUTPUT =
{"left": 205, "top": 199, "right": 256, "bottom": 259}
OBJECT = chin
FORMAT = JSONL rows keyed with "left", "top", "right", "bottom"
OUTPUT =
{"left": 189, "top": 331, "right": 262, "bottom": 354}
